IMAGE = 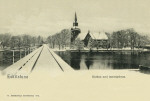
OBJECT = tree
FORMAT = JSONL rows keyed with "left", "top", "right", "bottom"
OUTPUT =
{"left": 126, "top": 29, "right": 138, "bottom": 50}
{"left": 37, "top": 35, "right": 43, "bottom": 45}
{"left": 105, "top": 32, "right": 112, "bottom": 49}
{"left": 31, "top": 36, "right": 37, "bottom": 46}
{"left": 47, "top": 29, "right": 71, "bottom": 49}
{"left": 10, "top": 36, "right": 22, "bottom": 49}
{"left": 47, "top": 36, "right": 53, "bottom": 48}
{"left": 0, "top": 33, "right": 11, "bottom": 48}
{"left": 60, "top": 29, "right": 71, "bottom": 49}
{"left": 110, "top": 28, "right": 145, "bottom": 50}
{"left": 55, "top": 33, "right": 62, "bottom": 50}
{"left": 74, "top": 38, "right": 84, "bottom": 51}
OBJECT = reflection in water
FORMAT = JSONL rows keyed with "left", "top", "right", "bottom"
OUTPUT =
{"left": 0, "top": 51, "right": 28, "bottom": 71}
{"left": 139, "top": 70, "right": 150, "bottom": 75}
{"left": 55, "top": 51, "right": 150, "bottom": 71}
{"left": 71, "top": 52, "right": 81, "bottom": 70}
{"left": 1, "top": 50, "right": 150, "bottom": 74}
{"left": 85, "top": 54, "right": 93, "bottom": 69}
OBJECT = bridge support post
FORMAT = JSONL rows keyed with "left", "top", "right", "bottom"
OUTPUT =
{"left": 13, "top": 50, "right": 14, "bottom": 64}
{"left": 25, "top": 48, "right": 26, "bottom": 56}
{"left": 28, "top": 48, "right": 29, "bottom": 54}
{"left": 20, "top": 49, "right": 21, "bottom": 59}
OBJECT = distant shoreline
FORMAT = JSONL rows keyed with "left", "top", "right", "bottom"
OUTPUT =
{"left": 53, "top": 48, "right": 150, "bottom": 52}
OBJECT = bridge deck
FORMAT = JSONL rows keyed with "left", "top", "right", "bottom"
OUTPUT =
{"left": 3, "top": 44, "right": 73, "bottom": 75}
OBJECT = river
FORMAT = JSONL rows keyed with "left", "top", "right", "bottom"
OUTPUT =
{"left": 1, "top": 50, "right": 150, "bottom": 73}
{"left": 55, "top": 51, "right": 150, "bottom": 70}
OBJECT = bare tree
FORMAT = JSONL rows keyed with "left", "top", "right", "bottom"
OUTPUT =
{"left": 74, "top": 38, "right": 84, "bottom": 51}
{"left": 47, "top": 29, "right": 71, "bottom": 49}
{"left": 0, "top": 33, "right": 11, "bottom": 48}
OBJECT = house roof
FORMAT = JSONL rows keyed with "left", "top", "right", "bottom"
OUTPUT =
{"left": 77, "top": 31, "right": 108, "bottom": 40}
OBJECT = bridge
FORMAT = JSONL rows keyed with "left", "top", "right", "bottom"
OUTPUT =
{"left": 2, "top": 44, "right": 73, "bottom": 75}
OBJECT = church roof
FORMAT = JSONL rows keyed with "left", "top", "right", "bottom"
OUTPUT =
{"left": 77, "top": 31, "right": 108, "bottom": 40}
{"left": 89, "top": 32, "right": 108, "bottom": 40}
{"left": 77, "top": 33, "right": 87, "bottom": 40}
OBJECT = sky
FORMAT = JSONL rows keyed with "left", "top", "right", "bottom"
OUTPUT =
{"left": 0, "top": 0, "right": 150, "bottom": 37}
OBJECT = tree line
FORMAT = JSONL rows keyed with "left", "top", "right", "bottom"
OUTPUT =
{"left": 107, "top": 28, "right": 150, "bottom": 50}
{"left": 47, "top": 29, "right": 71, "bottom": 50}
{"left": 0, "top": 28, "right": 149, "bottom": 50}
{"left": 0, "top": 33, "right": 44, "bottom": 49}
{"left": 47, "top": 28, "right": 150, "bottom": 50}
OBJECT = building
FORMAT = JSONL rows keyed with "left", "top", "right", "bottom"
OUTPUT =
{"left": 77, "top": 31, "right": 109, "bottom": 48}
{"left": 70, "top": 12, "right": 109, "bottom": 49}
{"left": 0, "top": 41, "right": 3, "bottom": 49}
{"left": 71, "top": 12, "right": 81, "bottom": 45}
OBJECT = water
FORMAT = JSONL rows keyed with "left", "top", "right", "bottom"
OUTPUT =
{"left": 1, "top": 50, "right": 150, "bottom": 73}
{"left": 0, "top": 51, "right": 29, "bottom": 71}
{"left": 55, "top": 51, "right": 150, "bottom": 70}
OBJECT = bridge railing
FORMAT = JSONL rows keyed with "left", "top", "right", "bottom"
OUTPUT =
{"left": 2, "top": 46, "right": 43, "bottom": 75}
{"left": 46, "top": 45, "right": 73, "bottom": 71}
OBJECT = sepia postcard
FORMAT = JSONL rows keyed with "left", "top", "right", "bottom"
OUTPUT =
{"left": 0, "top": 0, "right": 150, "bottom": 101}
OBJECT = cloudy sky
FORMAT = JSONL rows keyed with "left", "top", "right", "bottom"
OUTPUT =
{"left": 0, "top": 0, "right": 150, "bottom": 37}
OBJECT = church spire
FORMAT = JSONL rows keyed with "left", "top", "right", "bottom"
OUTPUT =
{"left": 71, "top": 12, "right": 81, "bottom": 45}
{"left": 75, "top": 12, "right": 77, "bottom": 22}
{"left": 73, "top": 12, "right": 78, "bottom": 27}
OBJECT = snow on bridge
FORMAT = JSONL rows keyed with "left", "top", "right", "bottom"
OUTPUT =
{"left": 2, "top": 44, "right": 73, "bottom": 75}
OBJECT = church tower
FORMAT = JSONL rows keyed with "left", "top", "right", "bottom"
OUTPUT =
{"left": 71, "top": 12, "right": 81, "bottom": 45}
{"left": 73, "top": 12, "right": 78, "bottom": 28}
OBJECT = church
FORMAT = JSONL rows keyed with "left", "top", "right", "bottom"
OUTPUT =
{"left": 77, "top": 31, "right": 109, "bottom": 48}
{"left": 71, "top": 13, "right": 109, "bottom": 49}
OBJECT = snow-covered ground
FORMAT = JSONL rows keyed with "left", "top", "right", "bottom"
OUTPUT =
{"left": 2, "top": 44, "right": 73, "bottom": 75}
